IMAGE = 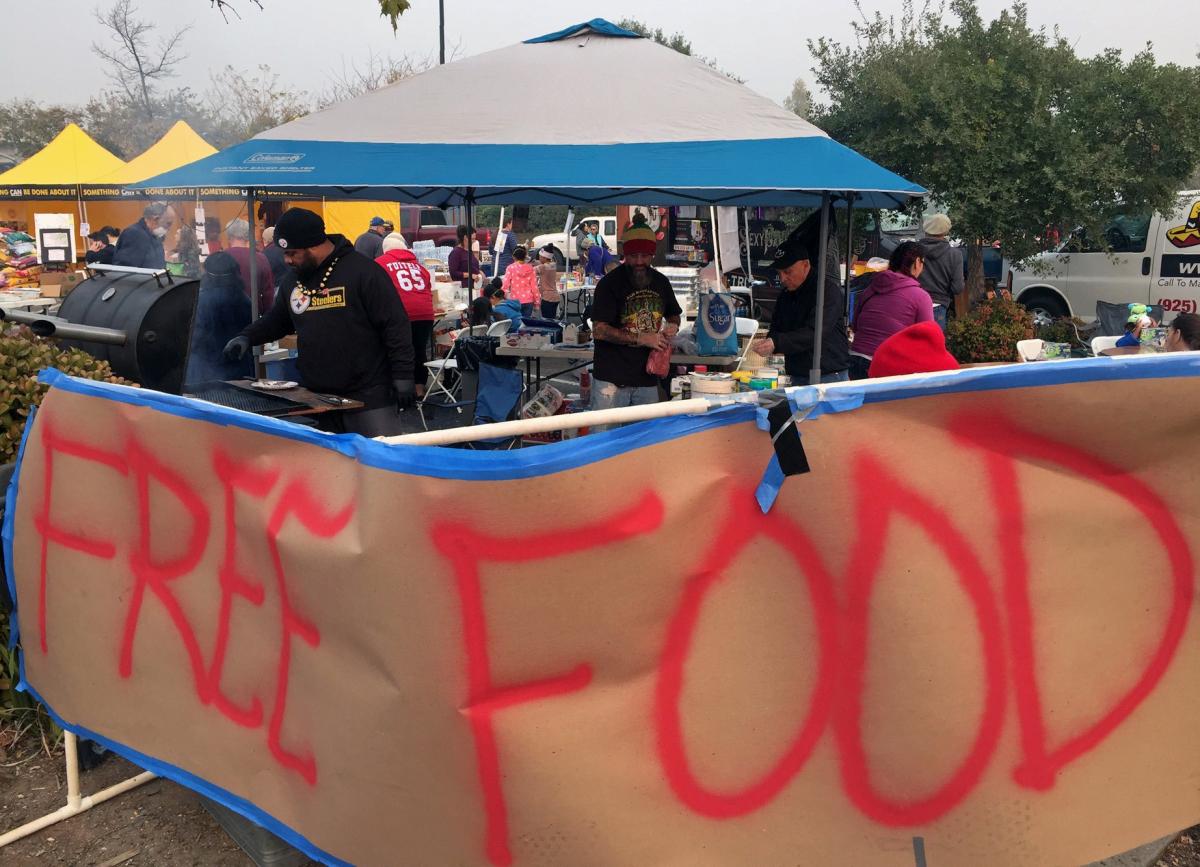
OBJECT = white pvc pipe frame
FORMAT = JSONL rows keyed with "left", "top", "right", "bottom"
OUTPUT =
{"left": 382, "top": 396, "right": 730, "bottom": 446}
{"left": 0, "top": 731, "right": 157, "bottom": 848}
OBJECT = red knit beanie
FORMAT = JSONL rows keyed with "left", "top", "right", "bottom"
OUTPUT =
{"left": 868, "top": 321, "right": 960, "bottom": 378}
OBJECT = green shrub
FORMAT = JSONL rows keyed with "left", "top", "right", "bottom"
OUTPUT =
{"left": 0, "top": 325, "right": 131, "bottom": 465}
{"left": 947, "top": 297, "right": 1035, "bottom": 363}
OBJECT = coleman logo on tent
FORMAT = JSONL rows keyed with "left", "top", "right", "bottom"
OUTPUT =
{"left": 244, "top": 152, "right": 305, "bottom": 165}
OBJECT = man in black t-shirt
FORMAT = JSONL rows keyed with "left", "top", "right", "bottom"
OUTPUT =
{"left": 590, "top": 217, "right": 681, "bottom": 419}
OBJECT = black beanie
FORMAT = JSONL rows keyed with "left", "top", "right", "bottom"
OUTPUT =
{"left": 274, "top": 208, "right": 326, "bottom": 250}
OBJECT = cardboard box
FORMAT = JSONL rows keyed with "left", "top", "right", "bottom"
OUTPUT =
{"left": 37, "top": 271, "right": 83, "bottom": 297}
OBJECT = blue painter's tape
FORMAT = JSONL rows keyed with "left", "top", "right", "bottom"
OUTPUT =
{"left": 755, "top": 455, "right": 786, "bottom": 514}
{"left": 37, "top": 368, "right": 758, "bottom": 481}
{"left": 784, "top": 353, "right": 1200, "bottom": 417}
{"left": 17, "top": 679, "right": 350, "bottom": 867}
{"left": 3, "top": 404, "right": 36, "bottom": 652}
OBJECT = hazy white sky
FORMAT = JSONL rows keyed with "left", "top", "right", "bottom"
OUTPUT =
{"left": 17, "top": 0, "right": 1200, "bottom": 109}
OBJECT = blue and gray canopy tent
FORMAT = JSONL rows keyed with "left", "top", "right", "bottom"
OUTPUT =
{"left": 135, "top": 18, "right": 925, "bottom": 383}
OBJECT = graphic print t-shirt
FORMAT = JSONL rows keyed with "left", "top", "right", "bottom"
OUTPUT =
{"left": 591, "top": 265, "right": 682, "bottom": 387}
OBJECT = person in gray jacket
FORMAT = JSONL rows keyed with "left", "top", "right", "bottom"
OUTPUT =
{"left": 917, "top": 213, "right": 964, "bottom": 331}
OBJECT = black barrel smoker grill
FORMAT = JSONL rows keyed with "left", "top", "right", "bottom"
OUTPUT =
{"left": 0, "top": 268, "right": 199, "bottom": 394}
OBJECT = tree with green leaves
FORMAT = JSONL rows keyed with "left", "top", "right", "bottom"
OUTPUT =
{"left": 0, "top": 102, "right": 88, "bottom": 158}
{"left": 810, "top": 0, "right": 1200, "bottom": 298}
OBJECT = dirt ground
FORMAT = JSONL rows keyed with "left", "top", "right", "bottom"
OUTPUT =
{"left": 0, "top": 745, "right": 1197, "bottom": 866}
{"left": 0, "top": 748, "right": 289, "bottom": 866}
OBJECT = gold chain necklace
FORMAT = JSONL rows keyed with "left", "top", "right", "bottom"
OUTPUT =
{"left": 300, "top": 254, "right": 342, "bottom": 298}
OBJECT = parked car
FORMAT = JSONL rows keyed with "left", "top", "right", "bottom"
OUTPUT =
{"left": 1007, "top": 191, "right": 1200, "bottom": 325}
{"left": 532, "top": 214, "right": 617, "bottom": 267}
{"left": 396, "top": 206, "right": 491, "bottom": 251}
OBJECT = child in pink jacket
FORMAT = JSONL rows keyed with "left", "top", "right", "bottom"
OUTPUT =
{"left": 501, "top": 245, "right": 539, "bottom": 318}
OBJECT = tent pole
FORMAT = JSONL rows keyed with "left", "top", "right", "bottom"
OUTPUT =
{"left": 465, "top": 194, "right": 475, "bottom": 303}
{"left": 438, "top": 0, "right": 446, "bottom": 65}
{"left": 844, "top": 192, "right": 855, "bottom": 317}
{"left": 709, "top": 206, "right": 721, "bottom": 279}
{"left": 247, "top": 188, "right": 264, "bottom": 379}
{"left": 76, "top": 186, "right": 88, "bottom": 249}
{"left": 809, "top": 193, "right": 831, "bottom": 386}
{"left": 743, "top": 207, "right": 755, "bottom": 316}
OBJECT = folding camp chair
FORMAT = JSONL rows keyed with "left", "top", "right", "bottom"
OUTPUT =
{"left": 419, "top": 323, "right": 488, "bottom": 428}
{"left": 466, "top": 362, "right": 526, "bottom": 450}
{"left": 1096, "top": 301, "right": 1164, "bottom": 336}
{"left": 418, "top": 320, "right": 514, "bottom": 430}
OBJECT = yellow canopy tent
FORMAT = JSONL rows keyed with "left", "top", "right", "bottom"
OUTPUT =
{"left": 0, "top": 123, "right": 127, "bottom": 250}
{"left": 86, "top": 121, "right": 245, "bottom": 249}
{"left": 0, "top": 123, "right": 125, "bottom": 186}
{"left": 100, "top": 121, "right": 217, "bottom": 185}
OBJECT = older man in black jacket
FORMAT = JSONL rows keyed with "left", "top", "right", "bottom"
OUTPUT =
{"left": 751, "top": 236, "right": 849, "bottom": 383}
{"left": 114, "top": 202, "right": 176, "bottom": 269}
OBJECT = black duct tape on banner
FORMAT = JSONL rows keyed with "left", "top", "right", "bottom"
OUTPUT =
{"left": 766, "top": 399, "right": 810, "bottom": 477}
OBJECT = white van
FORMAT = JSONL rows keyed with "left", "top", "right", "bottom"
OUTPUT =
{"left": 531, "top": 215, "right": 617, "bottom": 266}
{"left": 1008, "top": 191, "right": 1200, "bottom": 324}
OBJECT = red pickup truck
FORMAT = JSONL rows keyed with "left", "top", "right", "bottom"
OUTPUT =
{"left": 397, "top": 207, "right": 491, "bottom": 250}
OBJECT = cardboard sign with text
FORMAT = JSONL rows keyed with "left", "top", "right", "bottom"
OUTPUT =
{"left": 5, "top": 365, "right": 1199, "bottom": 866}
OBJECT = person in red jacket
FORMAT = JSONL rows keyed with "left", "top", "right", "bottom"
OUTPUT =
{"left": 377, "top": 232, "right": 435, "bottom": 397}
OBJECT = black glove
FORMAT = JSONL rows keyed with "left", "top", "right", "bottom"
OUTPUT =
{"left": 223, "top": 335, "right": 251, "bottom": 362}
{"left": 393, "top": 379, "right": 416, "bottom": 411}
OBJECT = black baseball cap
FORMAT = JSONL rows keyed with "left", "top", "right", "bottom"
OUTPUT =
{"left": 769, "top": 235, "right": 812, "bottom": 271}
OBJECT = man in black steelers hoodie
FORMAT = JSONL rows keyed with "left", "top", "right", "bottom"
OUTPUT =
{"left": 224, "top": 207, "right": 416, "bottom": 436}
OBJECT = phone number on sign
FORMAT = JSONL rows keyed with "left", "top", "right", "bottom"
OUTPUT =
{"left": 1158, "top": 298, "right": 1198, "bottom": 313}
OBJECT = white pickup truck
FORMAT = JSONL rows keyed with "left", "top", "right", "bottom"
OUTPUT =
{"left": 531, "top": 215, "right": 618, "bottom": 267}
{"left": 1009, "top": 191, "right": 1200, "bottom": 324}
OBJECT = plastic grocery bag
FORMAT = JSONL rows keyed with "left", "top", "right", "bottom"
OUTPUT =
{"left": 645, "top": 324, "right": 672, "bottom": 378}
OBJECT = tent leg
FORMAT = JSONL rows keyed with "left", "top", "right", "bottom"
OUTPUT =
{"left": 844, "top": 192, "right": 855, "bottom": 317}
{"left": 709, "top": 205, "right": 721, "bottom": 277}
{"left": 465, "top": 195, "right": 476, "bottom": 303}
{"left": 809, "top": 193, "right": 832, "bottom": 386}
{"left": 743, "top": 207, "right": 755, "bottom": 312}
{"left": 247, "top": 189, "right": 264, "bottom": 379}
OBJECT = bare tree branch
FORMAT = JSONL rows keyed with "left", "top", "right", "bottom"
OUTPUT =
{"left": 92, "top": 0, "right": 190, "bottom": 121}
{"left": 207, "top": 0, "right": 407, "bottom": 31}
{"left": 319, "top": 48, "right": 444, "bottom": 108}
{"left": 210, "top": 0, "right": 261, "bottom": 23}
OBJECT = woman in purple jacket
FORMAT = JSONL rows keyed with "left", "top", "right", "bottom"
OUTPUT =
{"left": 848, "top": 241, "right": 934, "bottom": 379}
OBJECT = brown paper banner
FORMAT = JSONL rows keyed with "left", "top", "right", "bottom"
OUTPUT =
{"left": 7, "top": 368, "right": 1199, "bottom": 866}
